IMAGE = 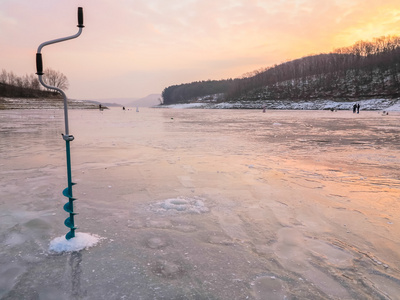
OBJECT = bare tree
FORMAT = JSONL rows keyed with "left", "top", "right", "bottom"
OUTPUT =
{"left": 28, "top": 74, "right": 40, "bottom": 90}
{"left": 0, "top": 69, "right": 7, "bottom": 83}
{"left": 43, "top": 68, "right": 69, "bottom": 90}
{"left": 7, "top": 71, "right": 17, "bottom": 86}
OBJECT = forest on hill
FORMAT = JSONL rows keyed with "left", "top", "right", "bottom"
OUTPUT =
{"left": 161, "top": 35, "right": 400, "bottom": 105}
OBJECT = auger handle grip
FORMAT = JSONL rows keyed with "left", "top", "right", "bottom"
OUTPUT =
{"left": 36, "top": 53, "right": 43, "bottom": 75}
{"left": 78, "top": 7, "right": 84, "bottom": 28}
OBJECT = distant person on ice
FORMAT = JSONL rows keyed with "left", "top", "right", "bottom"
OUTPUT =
{"left": 353, "top": 104, "right": 357, "bottom": 113}
{"left": 357, "top": 103, "right": 360, "bottom": 114}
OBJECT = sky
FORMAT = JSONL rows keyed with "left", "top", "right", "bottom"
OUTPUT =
{"left": 1, "top": 0, "right": 400, "bottom": 100}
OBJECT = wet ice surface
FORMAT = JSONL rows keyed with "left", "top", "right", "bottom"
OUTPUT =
{"left": 1, "top": 108, "right": 400, "bottom": 299}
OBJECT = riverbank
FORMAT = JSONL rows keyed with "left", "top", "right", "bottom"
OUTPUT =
{"left": 161, "top": 97, "right": 400, "bottom": 111}
{"left": 0, "top": 97, "right": 99, "bottom": 110}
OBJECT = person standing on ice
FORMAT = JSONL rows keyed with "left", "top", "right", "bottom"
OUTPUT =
{"left": 353, "top": 104, "right": 357, "bottom": 113}
{"left": 357, "top": 103, "right": 360, "bottom": 113}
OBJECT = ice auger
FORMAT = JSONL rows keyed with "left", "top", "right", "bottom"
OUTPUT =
{"left": 36, "top": 7, "right": 85, "bottom": 240}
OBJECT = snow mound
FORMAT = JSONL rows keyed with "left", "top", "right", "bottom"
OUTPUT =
{"left": 153, "top": 197, "right": 209, "bottom": 214}
{"left": 49, "top": 232, "right": 103, "bottom": 253}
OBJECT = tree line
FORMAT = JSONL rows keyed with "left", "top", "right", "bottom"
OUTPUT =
{"left": 162, "top": 79, "right": 236, "bottom": 105}
{"left": 162, "top": 35, "right": 400, "bottom": 104}
{"left": 0, "top": 69, "right": 69, "bottom": 98}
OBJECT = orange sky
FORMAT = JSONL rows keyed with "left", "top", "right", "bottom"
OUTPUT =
{"left": 1, "top": 0, "right": 399, "bottom": 100}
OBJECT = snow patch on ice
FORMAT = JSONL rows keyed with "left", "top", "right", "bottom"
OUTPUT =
{"left": 152, "top": 196, "right": 209, "bottom": 214}
{"left": 49, "top": 232, "right": 103, "bottom": 253}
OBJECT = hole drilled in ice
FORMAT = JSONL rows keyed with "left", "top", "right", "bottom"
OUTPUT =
{"left": 147, "top": 237, "right": 168, "bottom": 249}
{"left": 152, "top": 260, "right": 185, "bottom": 279}
{"left": 165, "top": 199, "right": 189, "bottom": 210}
{"left": 153, "top": 196, "right": 209, "bottom": 214}
{"left": 49, "top": 232, "right": 103, "bottom": 253}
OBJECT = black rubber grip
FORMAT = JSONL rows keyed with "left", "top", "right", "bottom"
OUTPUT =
{"left": 77, "top": 7, "right": 84, "bottom": 27}
{"left": 36, "top": 53, "right": 43, "bottom": 75}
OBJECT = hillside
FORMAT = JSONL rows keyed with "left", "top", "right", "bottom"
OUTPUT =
{"left": 126, "top": 94, "right": 161, "bottom": 107}
{"left": 161, "top": 35, "right": 400, "bottom": 107}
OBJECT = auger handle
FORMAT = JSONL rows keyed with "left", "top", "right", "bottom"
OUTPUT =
{"left": 77, "top": 7, "right": 84, "bottom": 28}
{"left": 36, "top": 53, "right": 43, "bottom": 75}
{"left": 36, "top": 7, "right": 84, "bottom": 76}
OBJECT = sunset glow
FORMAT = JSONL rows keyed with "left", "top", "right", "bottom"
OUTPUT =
{"left": 1, "top": 0, "right": 399, "bottom": 99}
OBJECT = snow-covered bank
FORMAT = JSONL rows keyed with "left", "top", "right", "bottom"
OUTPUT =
{"left": 161, "top": 98, "right": 400, "bottom": 111}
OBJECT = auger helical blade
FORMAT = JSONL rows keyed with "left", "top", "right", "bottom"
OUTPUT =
{"left": 63, "top": 202, "right": 78, "bottom": 214}
{"left": 62, "top": 184, "right": 76, "bottom": 198}
{"left": 65, "top": 229, "right": 76, "bottom": 241}
{"left": 62, "top": 138, "right": 78, "bottom": 240}
{"left": 62, "top": 183, "right": 78, "bottom": 240}
{"left": 64, "top": 215, "right": 78, "bottom": 229}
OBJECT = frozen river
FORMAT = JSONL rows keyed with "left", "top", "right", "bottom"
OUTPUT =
{"left": 1, "top": 108, "right": 400, "bottom": 299}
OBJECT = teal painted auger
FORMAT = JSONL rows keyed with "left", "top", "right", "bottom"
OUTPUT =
{"left": 63, "top": 136, "right": 78, "bottom": 240}
{"left": 36, "top": 8, "right": 85, "bottom": 240}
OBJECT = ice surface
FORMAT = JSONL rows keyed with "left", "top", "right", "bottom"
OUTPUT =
{"left": 1, "top": 108, "right": 400, "bottom": 299}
